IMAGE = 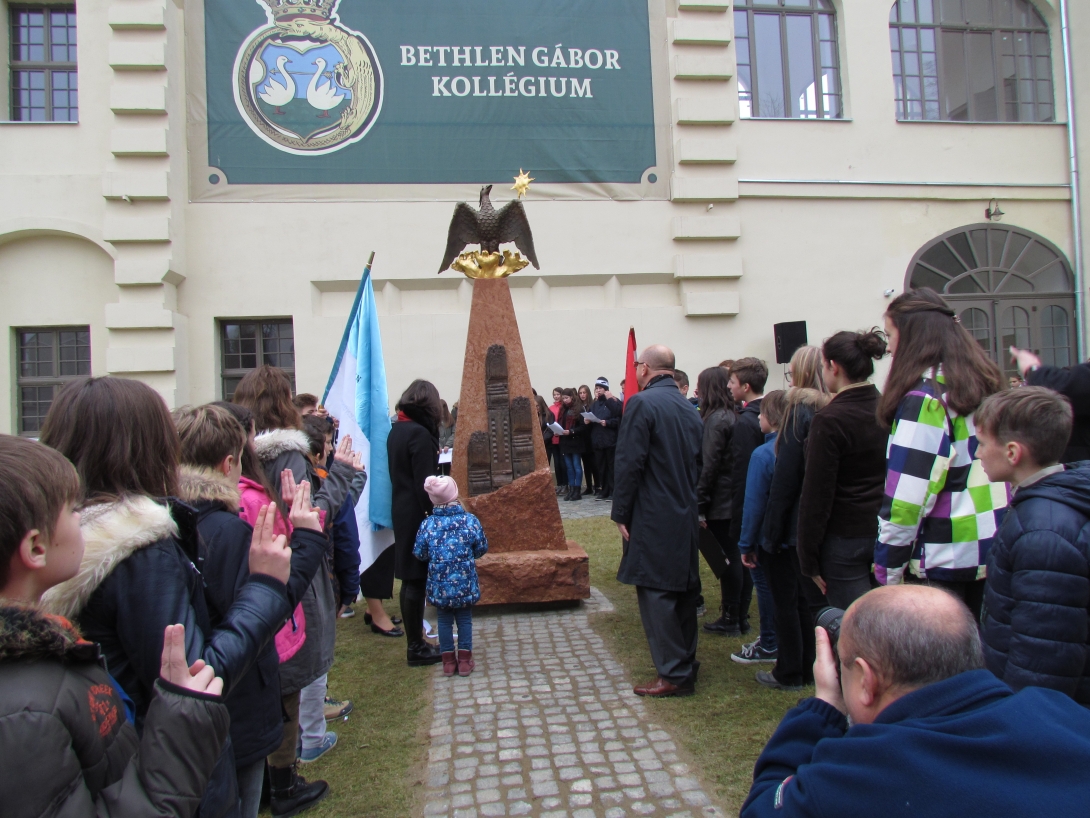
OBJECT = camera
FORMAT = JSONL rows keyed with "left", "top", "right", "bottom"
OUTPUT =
{"left": 816, "top": 606, "right": 845, "bottom": 649}
{"left": 816, "top": 606, "right": 846, "bottom": 676}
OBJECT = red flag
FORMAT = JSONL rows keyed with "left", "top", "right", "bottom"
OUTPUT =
{"left": 624, "top": 327, "right": 639, "bottom": 410}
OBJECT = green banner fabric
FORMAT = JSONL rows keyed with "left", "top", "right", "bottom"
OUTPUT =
{"left": 204, "top": 0, "right": 657, "bottom": 185}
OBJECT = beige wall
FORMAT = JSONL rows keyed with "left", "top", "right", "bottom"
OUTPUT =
{"left": 0, "top": 0, "right": 1085, "bottom": 431}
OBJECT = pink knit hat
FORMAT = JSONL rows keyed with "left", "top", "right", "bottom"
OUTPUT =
{"left": 424, "top": 475, "right": 459, "bottom": 506}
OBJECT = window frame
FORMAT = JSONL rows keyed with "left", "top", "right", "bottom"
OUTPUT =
{"left": 219, "top": 318, "right": 296, "bottom": 401}
{"left": 889, "top": 0, "right": 1054, "bottom": 123}
{"left": 9, "top": 3, "right": 78, "bottom": 122}
{"left": 14, "top": 324, "right": 91, "bottom": 436}
{"left": 734, "top": 0, "right": 843, "bottom": 120}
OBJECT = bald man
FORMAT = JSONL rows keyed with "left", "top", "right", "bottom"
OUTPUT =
{"left": 742, "top": 585, "right": 1090, "bottom": 817}
{"left": 612, "top": 345, "right": 705, "bottom": 697}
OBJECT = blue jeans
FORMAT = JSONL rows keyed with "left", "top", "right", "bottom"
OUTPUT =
{"left": 437, "top": 606, "right": 473, "bottom": 653}
{"left": 563, "top": 453, "right": 583, "bottom": 487}
{"left": 748, "top": 561, "right": 778, "bottom": 652}
{"left": 236, "top": 760, "right": 265, "bottom": 818}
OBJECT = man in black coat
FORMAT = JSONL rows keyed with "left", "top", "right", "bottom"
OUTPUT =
{"left": 587, "top": 377, "right": 623, "bottom": 500}
{"left": 1011, "top": 345, "right": 1090, "bottom": 462}
{"left": 612, "top": 345, "right": 704, "bottom": 697}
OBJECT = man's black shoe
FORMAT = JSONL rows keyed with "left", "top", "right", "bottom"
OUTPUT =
{"left": 269, "top": 764, "right": 330, "bottom": 818}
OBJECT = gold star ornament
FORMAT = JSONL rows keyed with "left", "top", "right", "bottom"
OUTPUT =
{"left": 512, "top": 169, "right": 534, "bottom": 199}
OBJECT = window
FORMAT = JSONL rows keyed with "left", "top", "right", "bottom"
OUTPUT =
{"left": 9, "top": 5, "right": 78, "bottom": 121}
{"left": 220, "top": 319, "right": 295, "bottom": 400}
{"left": 735, "top": 0, "right": 842, "bottom": 119}
{"left": 906, "top": 224, "right": 1074, "bottom": 377}
{"left": 16, "top": 326, "right": 90, "bottom": 435}
{"left": 890, "top": 0, "right": 1053, "bottom": 122}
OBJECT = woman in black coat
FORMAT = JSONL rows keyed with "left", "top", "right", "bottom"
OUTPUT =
{"left": 557, "top": 388, "right": 591, "bottom": 501}
{"left": 795, "top": 330, "right": 889, "bottom": 610}
{"left": 387, "top": 379, "right": 442, "bottom": 666}
{"left": 695, "top": 367, "right": 747, "bottom": 636}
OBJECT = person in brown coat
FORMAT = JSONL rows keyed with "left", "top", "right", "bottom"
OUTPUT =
{"left": 796, "top": 330, "right": 890, "bottom": 609}
{"left": 0, "top": 434, "right": 230, "bottom": 818}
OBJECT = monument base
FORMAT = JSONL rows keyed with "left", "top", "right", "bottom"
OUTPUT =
{"left": 476, "top": 542, "right": 590, "bottom": 605}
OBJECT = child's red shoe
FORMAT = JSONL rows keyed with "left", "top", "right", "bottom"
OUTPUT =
{"left": 441, "top": 651, "right": 457, "bottom": 676}
{"left": 457, "top": 649, "right": 474, "bottom": 677}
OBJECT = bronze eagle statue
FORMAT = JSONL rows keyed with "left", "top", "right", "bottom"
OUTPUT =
{"left": 438, "top": 185, "right": 539, "bottom": 274}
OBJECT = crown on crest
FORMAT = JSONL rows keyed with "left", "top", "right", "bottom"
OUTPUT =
{"left": 259, "top": 0, "right": 336, "bottom": 23}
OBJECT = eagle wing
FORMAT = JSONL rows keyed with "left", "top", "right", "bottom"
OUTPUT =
{"left": 439, "top": 203, "right": 481, "bottom": 273}
{"left": 494, "top": 200, "right": 540, "bottom": 269}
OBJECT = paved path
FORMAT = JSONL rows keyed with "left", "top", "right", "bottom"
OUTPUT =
{"left": 421, "top": 590, "right": 725, "bottom": 818}
{"left": 556, "top": 495, "right": 613, "bottom": 521}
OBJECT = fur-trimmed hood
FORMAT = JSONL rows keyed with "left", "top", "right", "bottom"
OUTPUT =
{"left": 40, "top": 496, "right": 178, "bottom": 620}
{"left": 253, "top": 428, "right": 310, "bottom": 464}
{"left": 0, "top": 604, "right": 92, "bottom": 663}
{"left": 177, "top": 466, "right": 240, "bottom": 512}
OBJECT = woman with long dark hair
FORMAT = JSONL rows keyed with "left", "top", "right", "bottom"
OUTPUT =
{"left": 388, "top": 379, "right": 443, "bottom": 665}
{"left": 39, "top": 377, "right": 294, "bottom": 818}
{"left": 557, "top": 387, "right": 590, "bottom": 501}
{"left": 796, "top": 330, "right": 889, "bottom": 610}
{"left": 755, "top": 346, "right": 831, "bottom": 691}
{"left": 578, "top": 384, "right": 599, "bottom": 495}
{"left": 694, "top": 366, "right": 747, "bottom": 636}
{"left": 875, "top": 288, "right": 1008, "bottom": 617}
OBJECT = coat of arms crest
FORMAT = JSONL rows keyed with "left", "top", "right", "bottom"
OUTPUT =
{"left": 232, "top": 0, "right": 382, "bottom": 156}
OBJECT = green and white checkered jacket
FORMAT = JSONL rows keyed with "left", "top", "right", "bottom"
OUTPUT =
{"left": 875, "top": 367, "right": 1008, "bottom": 585}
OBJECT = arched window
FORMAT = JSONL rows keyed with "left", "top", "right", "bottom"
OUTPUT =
{"left": 906, "top": 223, "right": 1074, "bottom": 376}
{"left": 735, "top": 0, "right": 842, "bottom": 119}
{"left": 889, "top": 0, "right": 1054, "bottom": 122}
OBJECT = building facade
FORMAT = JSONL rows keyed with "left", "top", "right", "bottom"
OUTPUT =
{"left": 1, "top": 0, "right": 1087, "bottom": 434}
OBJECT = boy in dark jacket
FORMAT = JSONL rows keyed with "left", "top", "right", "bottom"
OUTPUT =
{"left": 0, "top": 434, "right": 230, "bottom": 818}
{"left": 976, "top": 387, "right": 1090, "bottom": 705}
{"left": 174, "top": 404, "right": 332, "bottom": 817}
{"left": 413, "top": 476, "right": 488, "bottom": 678}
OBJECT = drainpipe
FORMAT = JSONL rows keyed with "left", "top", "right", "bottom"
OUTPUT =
{"left": 1060, "top": 0, "right": 1086, "bottom": 360}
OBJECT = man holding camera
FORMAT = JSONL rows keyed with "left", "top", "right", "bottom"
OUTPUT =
{"left": 741, "top": 585, "right": 1090, "bottom": 817}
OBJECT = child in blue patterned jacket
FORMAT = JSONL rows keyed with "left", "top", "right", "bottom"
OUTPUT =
{"left": 413, "top": 475, "right": 489, "bottom": 677}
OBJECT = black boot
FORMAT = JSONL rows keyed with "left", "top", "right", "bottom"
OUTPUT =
{"left": 703, "top": 604, "right": 741, "bottom": 636}
{"left": 269, "top": 764, "right": 330, "bottom": 818}
{"left": 400, "top": 581, "right": 442, "bottom": 666}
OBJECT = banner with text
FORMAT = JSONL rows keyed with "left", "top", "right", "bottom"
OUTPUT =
{"left": 200, "top": 0, "right": 657, "bottom": 186}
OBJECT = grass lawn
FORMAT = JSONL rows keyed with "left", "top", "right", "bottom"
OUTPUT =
{"left": 306, "top": 514, "right": 806, "bottom": 817}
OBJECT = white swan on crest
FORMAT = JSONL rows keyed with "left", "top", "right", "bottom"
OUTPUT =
{"left": 258, "top": 55, "right": 295, "bottom": 115}
{"left": 306, "top": 58, "right": 345, "bottom": 118}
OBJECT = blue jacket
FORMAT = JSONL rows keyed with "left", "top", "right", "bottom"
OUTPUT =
{"left": 413, "top": 504, "right": 489, "bottom": 608}
{"left": 983, "top": 463, "right": 1090, "bottom": 705}
{"left": 738, "top": 433, "right": 776, "bottom": 554}
{"left": 331, "top": 501, "right": 362, "bottom": 607}
{"left": 742, "top": 670, "right": 1090, "bottom": 818}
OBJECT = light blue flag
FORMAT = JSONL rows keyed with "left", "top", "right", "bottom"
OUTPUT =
{"left": 322, "top": 254, "right": 395, "bottom": 570}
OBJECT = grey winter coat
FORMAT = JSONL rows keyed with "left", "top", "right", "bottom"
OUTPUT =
{"left": 611, "top": 374, "right": 704, "bottom": 592}
{"left": 253, "top": 428, "right": 353, "bottom": 695}
{"left": 696, "top": 407, "right": 735, "bottom": 521}
{"left": 0, "top": 605, "right": 229, "bottom": 818}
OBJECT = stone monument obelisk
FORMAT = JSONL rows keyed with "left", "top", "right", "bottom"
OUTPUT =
{"left": 438, "top": 174, "right": 589, "bottom": 604}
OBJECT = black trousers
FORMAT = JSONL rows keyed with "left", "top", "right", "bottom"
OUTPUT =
{"left": 910, "top": 576, "right": 986, "bottom": 621}
{"left": 359, "top": 543, "right": 395, "bottom": 599}
{"left": 582, "top": 451, "right": 598, "bottom": 491}
{"left": 706, "top": 519, "right": 753, "bottom": 617}
{"left": 636, "top": 585, "right": 699, "bottom": 684}
{"left": 399, "top": 578, "right": 428, "bottom": 646}
{"left": 547, "top": 440, "right": 567, "bottom": 485}
{"left": 595, "top": 446, "right": 616, "bottom": 496}
{"left": 818, "top": 534, "right": 877, "bottom": 611}
{"left": 761, "top": 546, "right": 825, "bottom": 686}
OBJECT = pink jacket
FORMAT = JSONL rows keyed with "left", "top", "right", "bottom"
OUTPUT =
{"left": 238, "top": 476, "right": 328, "bottom": 664}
